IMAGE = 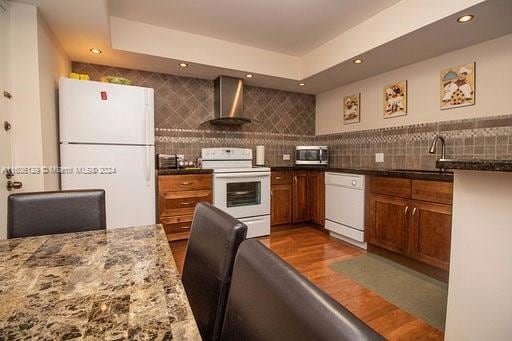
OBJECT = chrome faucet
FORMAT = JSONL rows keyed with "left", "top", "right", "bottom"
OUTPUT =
{"left": 429, "top": 135, "right": 447, "bottom": 160}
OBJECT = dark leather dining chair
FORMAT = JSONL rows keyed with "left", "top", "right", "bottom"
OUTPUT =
{"left": 182, "top": 202, "right": 247, "bottom": 341}
{"left": 7, "top": 189, "right": 106, "bottom": 238}
{"left": 220, "top": 240, "right": 386, "bottom": 341}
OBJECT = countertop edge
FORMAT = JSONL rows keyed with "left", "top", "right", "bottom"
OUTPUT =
{"left": 436, "top": 159, "right": 512, "bottom": 172}
{"left": 270, "top": 166, "right": 454, "bottom": 182}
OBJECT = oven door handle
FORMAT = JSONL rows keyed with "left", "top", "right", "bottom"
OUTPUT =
{"left": 215, "top": 172, "right": 271, "bottom": 179}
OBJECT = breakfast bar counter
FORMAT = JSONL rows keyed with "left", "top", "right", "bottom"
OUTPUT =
{"left": 0, "top": 225, "right": 200, "bottom": 340}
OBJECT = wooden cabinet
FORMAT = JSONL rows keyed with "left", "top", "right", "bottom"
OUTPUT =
{"left": 270, "top": 169, "right": 325, "bottom": 227}
{"left": 271, "top": 171, "right": 293, "bottom": 225}
{"left": 158, "top": 174, "right": 212, "bottom": 241}
{"left": 366, "top": 194, "right": 410, "bottom": 254}
{"left": 409, "top": 201, "right": 452, "bottom": 271}
{"left": 365, "top": 177, "right": 453, "bottom": 270}
{"left": 271, "top": 184, "right": 293, "bottom": 225}
{"left": 292, "top": 171, "right": 309, "bottom": 223}
{"left": 308, "top": 171, "right": 325, "bottom": 226}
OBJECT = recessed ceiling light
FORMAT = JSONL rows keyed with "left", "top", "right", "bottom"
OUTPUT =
{"left": 246, "top": 74, "right": 253, "bottom": 78}
{"left": 178, "top": 62, "right": 189, "bottom": 68}
{"left": 457, "top": 14, "right": 474, "bottom": 23}
{"left": 353, "top": 58, "right": 363, "bottom": 64}
{"left": 299, "top": 82, "right": 305, "bottom": 87}
{"left": 90, "top": 48, "right": 102, "bottom": 54}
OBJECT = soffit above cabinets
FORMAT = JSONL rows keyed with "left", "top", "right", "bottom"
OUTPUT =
{"left": 12, "top": 0, "right": 512, "bottom": 94}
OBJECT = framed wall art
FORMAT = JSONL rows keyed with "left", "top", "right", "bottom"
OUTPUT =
{"left": 440, "top": 62, "right": 475, "bottom": 110}
{"left": 343, "top": 93, "right": 360, "bottom": 124}
{"left": 384, "top": 80, "right": 407, "bottom": 118}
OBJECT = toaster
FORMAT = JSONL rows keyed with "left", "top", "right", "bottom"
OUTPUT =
{"left": 156, "top": 154, "right": 178, "bottom": 169}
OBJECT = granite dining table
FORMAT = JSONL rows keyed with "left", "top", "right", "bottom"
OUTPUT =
{"left": 0, "top": 224, "right": 201, "bottom": 340}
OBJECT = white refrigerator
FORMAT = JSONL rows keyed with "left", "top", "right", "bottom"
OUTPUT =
{"left": 59, "top": 77, "right": 155, "bottom": 229}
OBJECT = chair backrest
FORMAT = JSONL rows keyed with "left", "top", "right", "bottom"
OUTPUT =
{"left": 220, "top": 240, "right": 386, "bottom": 341}
{"left": 182, "top": 202, "right": 247, "bottom": 341}
{"left": 7, "top": 189, "right": 106, "bottom": 238}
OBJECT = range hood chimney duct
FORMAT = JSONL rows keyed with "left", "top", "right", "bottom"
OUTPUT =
{"left": 209, "top": 76, "right": 251, "bottom": 126}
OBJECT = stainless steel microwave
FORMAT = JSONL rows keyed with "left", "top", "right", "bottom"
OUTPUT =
{"left": 295, "top": 146, "right": 329, "bottom": 166}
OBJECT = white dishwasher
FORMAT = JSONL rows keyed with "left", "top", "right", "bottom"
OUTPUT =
{"left": 325, "top": 172, "right": 366, "bottom": 249}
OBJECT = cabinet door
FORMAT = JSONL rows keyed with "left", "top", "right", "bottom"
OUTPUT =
{"left": 366, "top": 194, "right": 410, "bottom": 254}
{"left": 409, "top": 201, "right": 452, "bottom": 270}
{"left": 308, "top": 171, "right": 325, "bottom": 226}
{"left": 293, "top": 171, "right": 309, "bottom": 223}
{"left": 271, "top": 184, "right": 293, "bottom": 225}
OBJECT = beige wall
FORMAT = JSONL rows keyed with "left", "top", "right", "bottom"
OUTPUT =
{"left": 37, "top": 10, "right": 70, "bottom": 190}
{"left": 9, "top": 2, "right": 44, "bottom": 191}
{"left": 445, "top": 170, "right": 512, "bottom": 340}
{"left": 315, "top": 33, "right": 512, "bottom": 135}
{"left": 8, "top": 2, "right": 70, "bottom": 191}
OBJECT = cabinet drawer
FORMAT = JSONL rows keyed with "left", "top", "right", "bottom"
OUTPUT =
{"left": 161, "top": 215, "right": 193, "bottom": 234}
{"left": 412, "top": 180, "right": 453, "bottom": 205}
{"left": 159, "top": 190, "right": 212, "bottom": 217}
{"left": 159, "top": 174, "right": 212, "bottom": 192}
{"left": 272, "top": 171, "right": 292, "bottom": 184}
{"left": 368, "top": 176, "right": 411, "bottom": 198}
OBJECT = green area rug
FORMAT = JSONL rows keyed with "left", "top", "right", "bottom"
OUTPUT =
{"left": 329, "top": 254, "right": 448, "bottom": 331}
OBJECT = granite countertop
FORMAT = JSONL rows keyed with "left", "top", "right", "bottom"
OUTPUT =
{"left": 436, "top": 159, "right": 512, "bottom": 172}
{"left": 271, "top": 165, "right": 454, "bottom": 182}
{"left": 158, "top": 168, "right": 213, "bottom": 175}
{"left": 0, "top": 225, "right": 200, "bottom": 340}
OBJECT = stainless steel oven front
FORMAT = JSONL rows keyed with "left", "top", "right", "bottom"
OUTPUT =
{"left": 295, "top": 146, "right": 329, "bottom": 165}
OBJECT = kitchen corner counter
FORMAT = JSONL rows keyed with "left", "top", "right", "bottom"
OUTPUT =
{"left": 436, "top": 159, "right": 512, "bottom": 172}
{"left": 270, "top": 166, "right": 454, "bottom": 182}
{"left": 158, "top": 168, "right": 213, "bottom": 175}
{"left": 0, "top": 225, "right": 200, "bottom": 340}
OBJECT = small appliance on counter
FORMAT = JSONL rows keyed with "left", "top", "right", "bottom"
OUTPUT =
{"left": 256, "top": 145, "right": 265, "bottom": 166}
{"left": 295, "top": 146, "right": 329, "bottom": 166}
{"left": 156, "top": 154, "right": 178, "bottom": 169}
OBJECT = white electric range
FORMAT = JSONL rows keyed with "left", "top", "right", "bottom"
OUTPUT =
{"left": 201, "top": 148, "right": 271, "bottom": 238}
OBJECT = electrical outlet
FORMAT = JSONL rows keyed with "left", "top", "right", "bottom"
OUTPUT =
{"left": 375, "top": 153, "right": 384, "bottom": 163}
{"left": 283, "top": 154, "right": 291, "bottom": 161}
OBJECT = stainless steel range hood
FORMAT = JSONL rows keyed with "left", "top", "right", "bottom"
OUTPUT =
{"left": 209, "top": 76, "right": 252, "bottom": 126}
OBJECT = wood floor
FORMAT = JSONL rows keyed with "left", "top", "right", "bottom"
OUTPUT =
{"left": 169, "top": 225, "right": 444, "bottom": 340}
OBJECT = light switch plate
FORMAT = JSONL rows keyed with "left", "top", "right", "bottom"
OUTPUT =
{"left": 375, "top": 153, "right": 384, "bottom": 163}
{"left": 283, "top": 154, "right": 291, "bottom": 161}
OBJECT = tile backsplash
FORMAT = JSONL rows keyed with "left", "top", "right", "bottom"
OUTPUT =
{"left": 72, "top": 62, "right": 511, "bottom": 169}
{"left": 318, "top": 114, "right": 512, "bottom": 170}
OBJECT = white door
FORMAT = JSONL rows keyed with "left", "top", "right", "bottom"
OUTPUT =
{"left": 60, "top": 144, "right": 155, "bottom": 229}
{"left": 59, "top": 77, "right": 154, "bottom": 145}
{"left": 0, "top": 1, "right": 17, "bottom": 239}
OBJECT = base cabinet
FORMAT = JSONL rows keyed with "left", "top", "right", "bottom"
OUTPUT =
{"left": 158, "top": 174, "right": 212, "bottom": 241}
{"left": 271, "top": 184, "right": 293, "bottom": 225}
{"left": 292, "top": 171, "right": 309, "bottom": 223}
{"left": 366, "top": 194, "right": 410, "bottom": 254}
{"left": 409, "top": 201, "right": 452, "bottom": 271}
{"left": 271, "top": 170, "right": 324, "bottom": 227}
{"left": 365, "top": 176, "right": 453, "bottom": 271}
{"left": 308, "top": 171, "right": 325, "bottom": 226}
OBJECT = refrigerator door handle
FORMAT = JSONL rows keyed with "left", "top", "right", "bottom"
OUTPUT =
{"left": 145, "top": 145, "right": 151, "bottom": 185}
{"left": 145, "top": 90, "right": 150, "bottom": 146}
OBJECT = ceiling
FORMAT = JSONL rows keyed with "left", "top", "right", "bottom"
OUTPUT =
{"left": 10, "top": 0, "right": 512, "bottom": 94}
{"left": 108, "top": 0, "right": 400, "bottom": 56}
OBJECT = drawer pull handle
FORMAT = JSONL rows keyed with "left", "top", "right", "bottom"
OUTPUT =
{"left": 180, "top": 202, "right": 193, "bottom": 206}
{"left": 181, "top": 226, "right": 190, "bottom": 229}
{"left": 412, "top": 207, "right": 417, "bottom": 216}
{"left": 181, "top": 182, "right": 192, "bottom": 185}
{"left": 404, "top": 206, "right": 409, "bottom": 216}
{"left": 275, "top": 176, "right": 282, "bottom": 180}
